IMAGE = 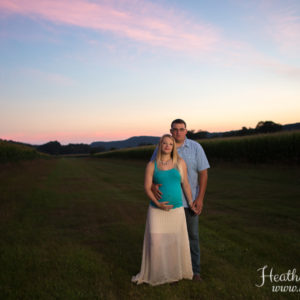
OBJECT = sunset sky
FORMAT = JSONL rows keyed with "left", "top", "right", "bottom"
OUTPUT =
{"left": 1, "top": 0, "right": 299, "bottom": 145}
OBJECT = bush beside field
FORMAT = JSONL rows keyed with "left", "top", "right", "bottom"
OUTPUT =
{"left": 95, "top": 130, "right": 300, "bottom": 164}
{"left": 0, "top": 140, "right": 47, "bottom": 163}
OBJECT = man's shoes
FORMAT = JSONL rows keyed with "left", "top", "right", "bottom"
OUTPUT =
{"left": 193, "top": 274, "right": 203, "bottom": 282}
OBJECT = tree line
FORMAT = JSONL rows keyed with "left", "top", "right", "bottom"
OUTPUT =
{"left": 186, "top": 120, "right": 283, "bottom": 140}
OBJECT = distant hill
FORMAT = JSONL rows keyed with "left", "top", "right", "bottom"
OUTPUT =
{"left": 90, "top": 136, "right": 160, "bottom": 150}
{"left": 282, "top": 122, "right": 300, "bottom": 131}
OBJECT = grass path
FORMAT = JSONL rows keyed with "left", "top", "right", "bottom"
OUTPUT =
{"left": 0, "top": 158, "right": 299, "bottom": 299}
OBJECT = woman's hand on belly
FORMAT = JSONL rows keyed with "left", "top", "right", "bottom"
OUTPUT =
{"left": 157, "top": 201, "right": 173, "bottom": 211}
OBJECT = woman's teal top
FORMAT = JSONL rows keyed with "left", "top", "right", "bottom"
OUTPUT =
{"left": 150, "top": 161, "right": 183, "bottom": 209}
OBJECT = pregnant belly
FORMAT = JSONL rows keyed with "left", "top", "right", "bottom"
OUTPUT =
{"left": 158, "top": 187, "right": 182, "bottom": 208}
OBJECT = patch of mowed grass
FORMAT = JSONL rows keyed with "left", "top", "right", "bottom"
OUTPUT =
{"left": 0, "top": 158, "right": 147, "bottom": 299}
{"left": 200, "top": 163, "right": 300, "bottom": 299}
{"left": 0, "top": 158, "right": 299, "bottom": 299}
{"left": 0, "top": 243, "right": 114, "bottom": 299}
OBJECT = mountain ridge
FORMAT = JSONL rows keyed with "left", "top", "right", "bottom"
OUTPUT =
{"left": 90, "top": 135, "right": 160, "bottom": 150}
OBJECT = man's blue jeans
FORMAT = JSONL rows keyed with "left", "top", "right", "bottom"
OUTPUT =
{"left": 184, "top": 208, "right": 200, "bottom": 275}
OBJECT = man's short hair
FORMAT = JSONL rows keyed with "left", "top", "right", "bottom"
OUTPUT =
{"left": 171, "top": 119, "right": 186, "bottom": 128}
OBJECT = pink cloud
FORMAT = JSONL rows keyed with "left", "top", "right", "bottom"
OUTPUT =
{"left": 252, "top": 53, "right": 300, "bottom": 77}
{"left": 258, "top": 1, "right": 300, "bottom": 53}
{"left": 268, "top": 12, "right": 300, "bottom": 53}
{"left": 223, "top": 40, "right": 300, "bottom": 78}
{"left": 21, "top": 68, "right": 74, "bottom": 86}
{"left": 0, "top": 0, "right": 220, "bottom": 53}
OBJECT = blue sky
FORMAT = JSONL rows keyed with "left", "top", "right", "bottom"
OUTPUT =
{"left": 0, "top": 0, "right": 299, "bottom": 144}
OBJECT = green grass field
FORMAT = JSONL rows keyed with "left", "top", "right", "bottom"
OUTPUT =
{"left": 0, "top": 157, "right": 299, "bottom": 299}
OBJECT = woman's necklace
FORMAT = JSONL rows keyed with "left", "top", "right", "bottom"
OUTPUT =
{"left": 160, "top": 159, "right": 171, "bottom": 166}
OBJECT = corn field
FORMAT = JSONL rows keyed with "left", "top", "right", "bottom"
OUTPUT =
{"left": 95, "top": 131, "right": 300, "bottom": 164}
{"left": 0, "top": 141, "right": 45, "bottom": 163}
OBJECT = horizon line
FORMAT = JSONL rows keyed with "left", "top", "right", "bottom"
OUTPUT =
{"left": 1, "top": 121, "right": 299, "bottom": 146}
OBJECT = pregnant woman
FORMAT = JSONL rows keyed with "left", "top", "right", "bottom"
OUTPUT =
{"left": 132, "top": 134, "right": 195, "bottom": 286}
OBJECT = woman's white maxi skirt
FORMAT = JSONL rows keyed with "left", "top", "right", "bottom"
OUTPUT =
{"left": 132, "top": 205, "right": 193, "bottom": 286}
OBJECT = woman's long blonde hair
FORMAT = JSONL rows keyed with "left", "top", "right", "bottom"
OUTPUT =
{"left": 156, "top": 134, "right": 184, "bottom": 182}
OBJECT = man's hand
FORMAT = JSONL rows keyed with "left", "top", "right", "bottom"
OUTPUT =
{"left": 192, "top": 199, "right": 203, "bottom": 215}
{"left": 151, "top": 183, "right": 162, "bottom": 200}
{"left": 189, "top": 203, "right": 198, "bottom": 214}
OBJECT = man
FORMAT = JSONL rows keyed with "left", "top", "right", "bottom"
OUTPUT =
{"left": 151, "top": 119, "right": 210, "bottom": 281}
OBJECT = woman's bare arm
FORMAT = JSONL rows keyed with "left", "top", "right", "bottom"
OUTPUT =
{"left": 144, "top": 162, "right": 173, "bottom": 210}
